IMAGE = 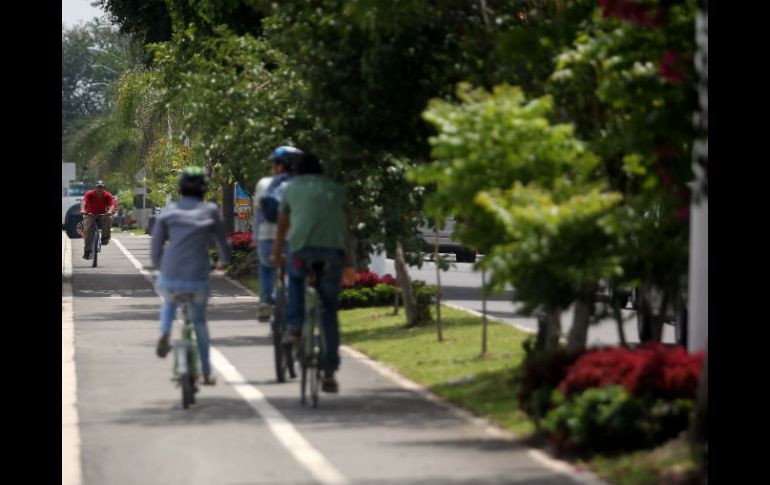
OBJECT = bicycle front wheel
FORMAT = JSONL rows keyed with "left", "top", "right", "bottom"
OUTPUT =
{"left": 273, "top": 287, "right": 288, "bottom": 382}
{"left": 91, "top": 230, "right": 99, "bottom": 267}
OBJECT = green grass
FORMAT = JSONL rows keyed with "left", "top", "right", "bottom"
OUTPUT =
{"left": 586, "top": 435, "right": 697, "bottom": 485}
{"left": 339, "top": 305, "right": 535, "bottom": 436}
{"left": 240, "top": 277, "right": 261, "bottom": 295}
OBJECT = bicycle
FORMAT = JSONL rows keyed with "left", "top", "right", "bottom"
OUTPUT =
{"left": 271, "top": 268, "right": 296, "bottom": 383}
{"left": 79, "top": 212, "right": 109, "bottom": 268}
{"left": 171, "top": 292, "right": 200, "bottom": 409}
{"left": 296, "top": 261, "right": 327, "bottom": 408}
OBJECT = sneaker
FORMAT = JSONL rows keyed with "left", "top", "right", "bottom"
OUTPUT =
{"left": 156, "top": 334, "right": 171, "bottom": 358}
{"left": 257, "top": 303, "right": 272, "bottom": 322}
{"left": 83, "top": 251, "right": 92, "bottom": 260}
{"left": 101, "top": 238, "right": 110, "bottom": 245}
{"left": 202, "top": 373, "right": 217, "bottom": 386}
{"left": 321, "top": 371, "right": 339, "bottom": 393}
{"left": 282, "top": 326, "right": 301, "bottom": 344}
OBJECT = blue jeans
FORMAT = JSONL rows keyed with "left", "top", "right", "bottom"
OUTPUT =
{"left": 257, "top": 239, "right": 288, "bottom": 304}
{"left": 156, "top": 275, "right": 212, "bottom": 376}
{"left": 287, "top": 247, "right": 345, "bottom": 372}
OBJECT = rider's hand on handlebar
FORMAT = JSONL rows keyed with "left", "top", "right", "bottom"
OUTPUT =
{"left": 270, "top": 252, "right": 285, "bottom": 267}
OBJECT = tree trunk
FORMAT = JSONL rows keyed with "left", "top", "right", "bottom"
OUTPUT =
{"left": 567, "top": 284, "right": 597, "bottom": 354}
{"left": 221, "top": 180, "right": 235, "bottom": 233}
{"left": 612, "top": 301, "right": 628, "bottom": 348}
{"left": 651, "top": 291, "right": 670, "bottom": 342}
{"left": 543, "top": 308, "right": 562, "bottom": 351}
{"left": 392, "top": 288, "right": 400, "bottom": 315}
{"left": 480, "top": 266, "right": 488, "bottom": 357}
{"left": 434, "top": 222, "right": 443, "bottom": 342}
{"left": 394, "top": 240, "right": 417, "bottom": 327}
{"left": 567, "top": 298, "right": 593, "bottom": 355}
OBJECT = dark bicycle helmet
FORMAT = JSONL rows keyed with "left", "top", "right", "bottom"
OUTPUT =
{"left": 268, "top": 146, "right": 303, "bottom": 169}
{"left": 178, "top": 166, "right": 209, "bottom": 197}
{"left": 293, "top": 151, "right": 323, "bottom": 175}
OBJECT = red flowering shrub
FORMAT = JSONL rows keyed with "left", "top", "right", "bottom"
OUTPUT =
{"left": 228, "top": 232, "right": 253, "bottom": 252}
{"left": 558, "top": 342, "right": 704, "bottom": 399}
{"left": 659, "top": 50, "right": 686, "bottom": 84}
{"left": 342, "top": 269, "right": 397, "bottom": 289}
{"left": 598, "top": 0, "right": 662, "bottom": 27}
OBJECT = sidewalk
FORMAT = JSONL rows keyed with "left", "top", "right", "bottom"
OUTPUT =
{"left": 62, "top": 231, "right": 81, "bottom": 485}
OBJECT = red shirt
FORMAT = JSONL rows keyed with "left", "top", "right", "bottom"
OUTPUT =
{"left": 83, "top": 190, "right": 115, "bottom": 214}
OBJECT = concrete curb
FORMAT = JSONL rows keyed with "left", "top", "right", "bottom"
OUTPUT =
{"left": 62, "top": 231, "right": 73, "bottom": 281}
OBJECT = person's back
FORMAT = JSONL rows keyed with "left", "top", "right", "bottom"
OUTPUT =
{"left": 281, "top": 174, "right": 347, "bottom": 254}
{"left": 152, "top": 197, "right": 229, "bottom": 280}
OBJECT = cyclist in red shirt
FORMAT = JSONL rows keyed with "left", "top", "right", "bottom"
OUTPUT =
{"left": 80, "top": 180, "right": 118, "bottom": 259}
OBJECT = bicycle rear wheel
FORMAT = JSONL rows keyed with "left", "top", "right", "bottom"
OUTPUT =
{"left": 188, "top": 373, "right": 197, "bottom": 405}
{"left": 181, "top": 372, "right": 193, "bottom": 409}
{"left": 310, "top": 361, "right": 320, "bottom": 408}
{"left": 300, "top": 362, "right": 308, "bottom": 405}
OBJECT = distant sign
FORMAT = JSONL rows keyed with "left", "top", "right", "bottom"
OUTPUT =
{"left": 235, "top": 183, "right": 251, "bottom": 213}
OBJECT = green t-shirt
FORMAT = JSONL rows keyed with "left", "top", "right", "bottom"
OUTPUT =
{"left": 280, "top": 174, "right": 347, "bottom": 253}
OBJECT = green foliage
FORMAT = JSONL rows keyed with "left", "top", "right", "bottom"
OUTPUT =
{"left": 116, "top": 189, "right": 134, "bottom": 210}
{"left": 542, "top": 386, "right": 694, "bottom": 454}
{"left": 546, "top": 1, "right": 697, "bottom": 297}
{"left": 149, "top": 25, "right": 324, "bottom": 190}
{"left": 411, "top": 84, "right": 622, "bottom": 313}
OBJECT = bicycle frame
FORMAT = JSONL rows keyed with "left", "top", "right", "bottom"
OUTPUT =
{"left": 169, "top": 293, "right": 199, "bottom": 409}
{"left": 81, "top": 213, "right": 109, "bottom": 267}
{"left": 173, "top": 302, "right": 198, "bottom": 376}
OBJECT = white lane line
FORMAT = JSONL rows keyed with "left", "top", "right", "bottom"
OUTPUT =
{"left": 62, "top": 233, "right": 82, "bottom": 485}
{"left": 116, "top": 237, "right": 348, "bottom": 485}
{"left": 114, "top": 238, "right": 257, "bottom": 302}
{"left": 113, "top": 238, "right": 155, "bottom": 284}
{"left": 211, "top": 348, "right": 349, "bottom": 485}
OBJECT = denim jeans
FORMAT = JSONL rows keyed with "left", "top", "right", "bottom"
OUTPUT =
{"left": 156, "top": 275, "right": 212, "bottom": 375}
{"left": 257, "top": 239, "right": 288, "bottom": 304}
{"left": 286, "top": 246, "right": 344, "bottom": 372}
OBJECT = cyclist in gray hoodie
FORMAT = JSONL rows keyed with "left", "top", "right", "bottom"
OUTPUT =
{"left": 151, "top": 167, "right": 231, "bottom": 385}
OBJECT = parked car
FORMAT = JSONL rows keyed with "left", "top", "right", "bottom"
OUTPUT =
{"left": 419, "top": 217, "right": 478, "bottom": 263}
{"left": 62, "top": 181, "right": 87, "bottom": 239}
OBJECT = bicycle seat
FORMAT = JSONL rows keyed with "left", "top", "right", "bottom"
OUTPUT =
{"left": 171, "top": 292, "right": 196, "bottom": 304}
{"left": 308, "top": 260, "right": 326, "bottom": 273}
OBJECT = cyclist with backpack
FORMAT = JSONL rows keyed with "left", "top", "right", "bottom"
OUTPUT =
{"left": 251, "top": 146, "right": 303, "bottom": 320}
